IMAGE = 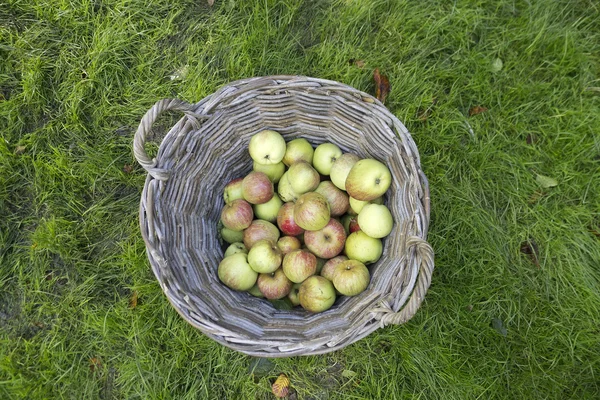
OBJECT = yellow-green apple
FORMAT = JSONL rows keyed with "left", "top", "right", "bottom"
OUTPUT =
{"left": 345, "top": 159, "right": 391, "bottom": 201}
{"left": 277, "top": 202, "right": 305, "bottom": 236}
{"left": 242, "top": 171, "right": 274, "bottom": 204}
{"left": 223, "top": 178, "right": 244, "bottom": 204}
{"left": 220, "top": 199, "right": 254, "bottom": 231}
{"left": 287, "top": 161, "right": 320, "bottom": 194}
{"left": 253, "top": 161, "right": 285, "bottom": 183}
{"left": 299, "top": 276, "right": 336, "bottom": 312}
{"left": 220, "top": 225, "right": 244, "bottom": 244}
{"left": 357, "top": 203, "right": 393, "bottom": 238}
{"left": 243, "top": 220, "right": 280, "bottom": 249}
{"left": 248, "top": 130, "right": 286, "bottom": 165}
{"left": 282, "top": 249, "right": 317, "bottom": 283}
{"left": 344, "top": 231, "right": 382, "bottom": 264}
{"left": 257, "top": 268, "right": 292, "bottom": 300}
{"left": 304, "top": 218, "right": 346, "bottom": 259}
{"left": 248, "top": 283, "right": 264, "bottom": 298}
{"left": 253, "top": 193, "right": 283, "bottom": 223}
{"left": 224, "top": 242, "right": 247, "bottom": 257}
{"left": 277, "top": 236, "right": 302, "bottom": 254}
{"left": 332, "top": 259, "right": 370, "bottom": 296}
{"left": 312, "top": 143, "right": 343, "bottom": 175}
{"left": 293, "top": 192, "right": 330, "bottom": 231}
{"left": 287, "top": 282, "right": 303, "bottom": 306}
{"left": 277, "top": 171, "right": 299, "bottom": 202}
{"left": 314, "top": 181, "right": 349, "bottom": 217}
{"left": 348, "top": 196, "right": 384, "bottom": 215}
{"left": 247, "top": 239, "right": 283, "bottom": 273}
{"left": 217, "top": 253, "right": 257, "bottom": 291}
{"left": 330, "top": 153, "right": 361, "bottom": 190}
{"left": 320, "top": 255, "right": 348, "bottom": 281}
{"left": 282, "top": 138, "right": 314, "bottom": 166}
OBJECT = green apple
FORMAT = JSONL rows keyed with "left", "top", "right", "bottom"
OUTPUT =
{"left": 287, "top": 161, "right": 320, "bottom": 195}
{"left": 332, "top": 259, "right": 370, "bottom": 296}
{"left": 299, "top": 276, "right": 336, "bottom": 312}
{"left": 223, "top": 178, "right": 244, "bottom": 204}
{"left": 348, "top": 196, "right": 383, "bottom": 215}
{"left": 293, "top": 192, "right": 330, "bottom": 231}
{"left": 345, "top": 159, "right": 392, "bottom": 201}
{"left": 224, "top": 242, "right": 247, "bottom": 257}
{"left": 247, "top": 239, "right": 283, "bottom": 273}
{"left": 344, "top": 231, "right": 382, "bottom": 264}
{"left": 282, "top": 138, "right": 314, "bottom": 166}
{"left": 313, "top": 143, "right": 342, "bottom": 175}
{"left": 249, "top": 130, "right": 286, "bottom": 165}
{"left": 277, "top": 171, "right": 299, "bottom": 202}
{"left": 253, "top": 193, "right": 283, "bottom": 223}
{"left": 287, "top": 282, "right": 303, "bottom": 306}
{"left": 357, "top": 203, "right": 393, "bottom": 238}
{"left": 253, "top": 161, "right": 285, "bottom": 183}
{"left": 320, "top": 255, "right": 348, "bottom": 281}
{"left": 218, "top": 253, "right": 258, "bottom": 291}
{"left": 220, "top": 226, "right": 244, "bottom": 244}
{"left": 330, "top": 153, "right": 361, "bottom": 190}
{"left": 248, "top": 283, "right": 265, "bottom": 298}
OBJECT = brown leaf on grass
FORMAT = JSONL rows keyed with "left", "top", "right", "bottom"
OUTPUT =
{"left": 468, "top": 106, "right": 488, "bottom": 116}
{"left": 123, "top": 164, "right": 134, "bottom": 174}
{"left": 373, "top": 68, "right": 390, "bottom": 104}
{"left": 520, "top": 238, "right": 540, "bottom": 268}
{"left": 129, "top": 291, "right": 138, "bottom": 309}
{"left": 89, "top": 357, "right": 102, "bottom": 373}
{"left": 272, "top": 374, "right": 291, "bottom": 398}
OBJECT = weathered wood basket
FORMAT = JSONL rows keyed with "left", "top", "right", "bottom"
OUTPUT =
{"left": 133, "top": 76, "right": 434, "bottom": 357}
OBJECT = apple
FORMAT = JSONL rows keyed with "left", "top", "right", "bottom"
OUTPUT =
{"left": 332, "top": 259, "right": 370, "bottom": 296}
{"left": 340, "top": 214, "right": 352, "bottom": 235}
{"left": 224, "top": 242, "right": 247, "bottom": 257}
{"left": 253, "top": 193, "right": 283, "bottom": 223}
{"left": 243, "top": 220, "right": 280, "bottom": 249}
{"left": 282, "top": 138, "right": 314, "bottom": 166}
{"left": 248, "top": 130, "right": 286, "bottom": 165}
{"left": 315, "top": 256, "right": 326, "bottom": 274}
{"left": 257, "top": 268, "right": 292, "bottom": 300}
{"left": 277, "top": 202, "right": 305, "bottom": 236}
{"left": 277, "top": 171, "right": 299, "bottom": 202}
{"left": 223, "top": 178, "right": 244, "bottom": 204}
{"left": 287, "top": 282, "right": 303, "bottom": 306}
{"left": 349, "top": 196, "right": 384, "bottom": 215}
{"left": 247, "top": 239, "right": 283, "bottom": 273}
{"left": 242, "top": 171, "right": 274, "bottom": 204}
{"left": 330, "top": 153, "right": 360, "bottom": 190}
{"left": 299, "top": 276, "right": 336, "bottom": 312}
{"left": 344, "top": 231, "right": 382, "bottom": 264}
{"left": 304, "top": 218, "right": 346, "bottom": 259}
{"left": 287, "top": 161, "right": 320, "bottom": 194}
{"left": 320, "top": 255, "right": 348, "bottom": 281}
{"left": 313, "top": 143, "right": 343, "bottom": 175}
{"left": 293, "top": 192, "right": 330, "bottom": 231}
{"left": 253, "top": 161, "right": 285, "bottom": 183}
{"left": 314, "top": 181, "right": 349, "bottom": 217}
{"left": 220, "top": 226, "right": 244, "bottom": 244}
{"left": 282, "top": 249, "right": 317, "bottom": 283}
{"left": 348, "top": 216, "right": 361, "bottom": 233}
{"left": 357, "top": 203, "right": 393, "bottom": 238}
{"left": 217, "top": 253, "right": 258, "bottom": 291}
{"left": 220, "top": 199, "right": 254, "bottom": 231}
{"left": 248, "top": 283, "right": 264, "bottom": 298}
{"left": 277, "top": 236, "right": 302, "bottom": 254}
{"left": 345, "top": 158, "right": 392, "bottom": 201}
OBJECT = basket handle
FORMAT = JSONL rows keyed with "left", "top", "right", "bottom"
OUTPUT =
{"left": 376, "top": 236, "right": 434, "bottom": 326}
{"left": 133, "top": 98, "right": 197, "bottom": 180}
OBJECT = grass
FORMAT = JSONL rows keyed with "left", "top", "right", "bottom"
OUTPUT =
{"left": 1, "top": 0, "right": 599, "bottom": 398}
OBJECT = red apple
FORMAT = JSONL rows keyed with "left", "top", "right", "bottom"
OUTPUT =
{"left": 332, "top": 259, "right": 370, "bottom": 296}
{"left": 243, "top": 220, "right": 280, "bottom": 249}
{"left": 349, "top": 216, "right": 361, "bottom": 233}
{"left": 220, "top": 199, "right": 254, "bottom": 231}
{"left": 277, "top": 236, "right": 302, "bottom": 254}
{"left": 277, "top": 202, "right": 305, "bottom": 236}
{"left": 304, "top": 218, "right": 346, "bottom": 259}
{"left": 299, "top": 276, "right": 336, "bottom": 312}
{"left": 314, "top": 181, "right": 349, "bottom": 217}
{"left": 223, "top": 178, "right": 244, "bottom": 204}
{"left": 282, "top": 249, "right": 317, "bottom": 283}
{"left": 242, "top": 171, "right": 274, "bottom": 204}
{"left": 293, "top": 192, "right": 330, "bottom": 231}
{"left": 320, "top": 255, "right": 348, "bottom": 281}
{"left": 257, "top": 268, "right": 293, "bottom": 300}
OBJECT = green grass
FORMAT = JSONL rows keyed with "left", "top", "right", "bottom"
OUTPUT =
{"left": 1, "top": 0, "right": 599, "bottom": 398}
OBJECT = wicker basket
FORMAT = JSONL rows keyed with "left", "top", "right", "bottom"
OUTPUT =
{"left": 133, "top": 76, "right": 434, "bottom": 357}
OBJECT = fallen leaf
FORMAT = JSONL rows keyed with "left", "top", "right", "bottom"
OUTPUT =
{"left": 520, "top": 238, "right": 540, "bottom": 268}
{"left": 373, "top": 68, "right": 390, "bottom": 104}
{"left": 89, "top": 357, "right": 102, "bottom": 372}
{"left": 536, "top": 174, "right": 558, "bottom": 188}
{"left": 341, "top": 370, "right": 357, "bottom": 379}
{"left": 491, "top": 58, "right": 503, "bottom": 72}
{"left": 272, "top": 374, "right": 290, "bottom": 398}
{"left": 491, "top": 318, "right": 507, "bottom": 336}
{"left": 15, "top": 145, "right": 26, "bottom": 155}
{"left": 348, "top": 59, "right": 365, "bottom": 68}
{"left": 468, "top": 106, "right": 488, "bottom": 116}
{"left": 123, "top": 164, "right": 134, "bottom": 174}
{"left": 269, "top": 298, "right": 293, "bottom": 310}
{"left": 129, "top": 291, "right": 138, "bottom": 308}
{"left": 248, "top": 357, "right": 275, "bottom": 379}
{"left": 526, "top": 133, "right": 538, "bottom": 145}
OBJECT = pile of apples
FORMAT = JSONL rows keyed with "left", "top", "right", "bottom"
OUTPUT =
{"left": 217, "top": 130, "right": 394, "bottom": 313}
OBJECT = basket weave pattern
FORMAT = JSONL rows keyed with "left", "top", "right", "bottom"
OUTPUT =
{"left": 134, "top": 76, "right": 434, "bottom": 357}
